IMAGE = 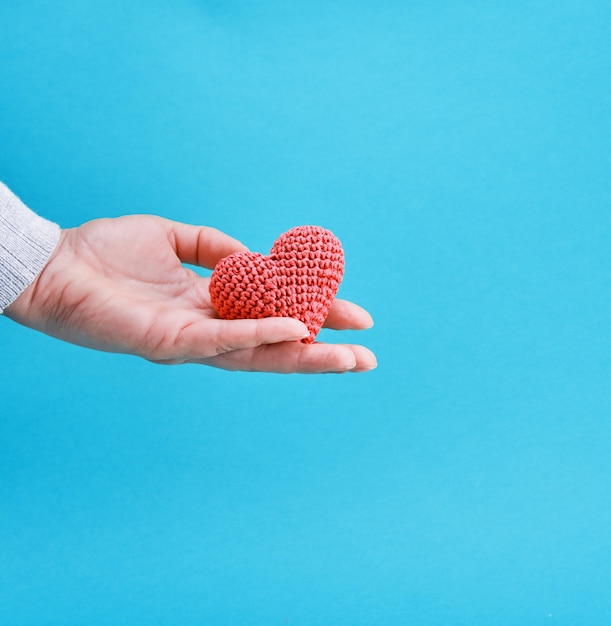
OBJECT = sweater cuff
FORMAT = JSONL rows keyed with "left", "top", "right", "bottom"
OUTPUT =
{"left": 0, "top": 182, "right": 61, "bottom": 314}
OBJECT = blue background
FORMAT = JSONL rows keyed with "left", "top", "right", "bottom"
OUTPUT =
{"left": 1, "top": 1, "right": 610, "bottom": 623}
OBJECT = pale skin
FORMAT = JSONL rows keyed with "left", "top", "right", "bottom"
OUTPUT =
{"left": 5, "top": 215, "right": 377, "bottom": 373}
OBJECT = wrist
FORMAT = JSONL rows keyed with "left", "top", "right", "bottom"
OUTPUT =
{"left": 0, "top": 182, "right": 61, "bottom": 315}
{"left": 3, "top": 229, "right": 68, "bottom": 327}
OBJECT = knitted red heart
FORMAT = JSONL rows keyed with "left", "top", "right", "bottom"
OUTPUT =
{"left": 209, "top": 226, "right": 344, "bottom": 343}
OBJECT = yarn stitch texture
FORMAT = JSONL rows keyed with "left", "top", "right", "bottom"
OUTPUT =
{"left": 209, "top": 225, "right": 345, "bottom": 343}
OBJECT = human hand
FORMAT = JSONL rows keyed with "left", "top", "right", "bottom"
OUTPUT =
{"left": 5, "top": 215, "right": 376, "bottom": 373}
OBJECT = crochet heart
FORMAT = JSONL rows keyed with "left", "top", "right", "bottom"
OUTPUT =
{"left": 209, "top": 226, "right": 344, "bottom": 343}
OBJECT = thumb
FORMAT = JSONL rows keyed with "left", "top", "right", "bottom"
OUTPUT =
{"left": 163, "top": 219, "right": 249, "bottom": 269}
{"left": 156, "top": 317, "right": 310, "bottom": 361}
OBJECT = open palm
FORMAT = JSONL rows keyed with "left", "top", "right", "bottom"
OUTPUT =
{"left": 6, "top": 215, "right": 376, "bottom": 373}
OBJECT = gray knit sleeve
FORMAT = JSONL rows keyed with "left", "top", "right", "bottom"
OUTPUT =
{"left": 0, "top": 182, "right": 61, "bottom": 314}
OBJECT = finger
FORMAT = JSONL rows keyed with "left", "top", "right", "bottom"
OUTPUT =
{"left": 165, "top": 220, "right": 249, "bottom": 269}
{"left": 198, "top": 342, "right": 375, "bottom": 374}
{"left": 159, "top": 316, "right": 310, "bottom": 361}
{"left": 323, "top": 299, "right": 374, "bottom": 330}
{"left": 336, "top": 343, "right": 377, "bottom": 372}
{"left": 199, "top": 342, "right": 357, "bottom": 373}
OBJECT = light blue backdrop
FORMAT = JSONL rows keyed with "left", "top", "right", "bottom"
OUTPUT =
{"left": 1, "top": 1, "right": 610, "bottom": 624}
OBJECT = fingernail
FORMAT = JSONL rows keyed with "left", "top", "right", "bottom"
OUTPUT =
{"left": 288, "top": 321, "right": 309, "bottom": 340}
{"left": 339, "top": 356, "right": 358, "bottom": 371}
{"left": 351, "top": 359, "right": 378, "bottom": 373}
{"left": 297, "top": 325, "right": 310, "bottom": 339}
